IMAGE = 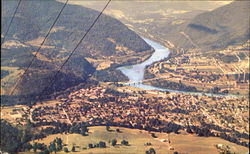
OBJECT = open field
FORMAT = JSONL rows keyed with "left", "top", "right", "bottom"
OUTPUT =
{"left": 27, "top": 126, "right": 248, "bottom": 154}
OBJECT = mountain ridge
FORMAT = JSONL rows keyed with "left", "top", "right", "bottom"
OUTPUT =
{"left": 167, "top": 1, "right": 250, "bottom": 50}
{"left": 1, "top": 0, "right": 152, "bottom": 103}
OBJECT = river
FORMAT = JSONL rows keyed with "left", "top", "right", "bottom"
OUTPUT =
{"left": 117, "top": 37, "right": 237, "bottom": 97}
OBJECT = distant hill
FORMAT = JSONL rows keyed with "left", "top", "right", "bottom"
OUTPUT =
{"left": 164, "top": 1, "right": 250, "bottom": 50}
{"left": 68, "top": 1, "right": 232, "bottom": 47}
{"left": 1, "top": 0, "right": 152, "bottom": 101}
{"left": 67, "top": 1, "right": 248, "bottom": 51}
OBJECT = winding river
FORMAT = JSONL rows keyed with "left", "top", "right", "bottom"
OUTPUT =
{"left": 117, "top": 37, "right": 237, "bottom": 97}
{"left": 118, "top": 38, "right": 170, "bottom": 83}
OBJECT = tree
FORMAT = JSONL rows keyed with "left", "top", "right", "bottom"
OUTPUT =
{"left": 95, "top": 143, "right": 100, "bottom": 148}
{"left": 71, "top": 146, "right": 76, "bottom": 152}
{"left": 57, "top": 144, "right": 62, "bottom": 151}
{"left": 149, "top": 148, "right": 156, "bottom": 154}
{"left": 211, "top": 87, "right": 220, "bottom": 93}
{"left": 63, "top": 147, "right": 69, "bottom": 152}
{"left": 111, "top": 139, "right": 117, "bottom": 146}
{"left": 106, "top": 126, "right": 111, "bottom": 131}
{"left": 22, "top": 143, "right": 32, "bottom": 151}
{"left": 37, "top": 143, "right": 45, "bottom": 151}
{"left": 121, "top": 140, "right": 129, "bottom": 146}
{"left": 80, "top": 129, "right": 87, "bottom": 136}
{"left": 99, "top": 141, "right": 106, "bottom": 148}
{"left": 88, "top": 143, "right": 93, "bottom": 149}
{"left": 186, "top": 126, "right": 193, "bottom": 133}
{"left": 56, "top": 137, "right": 63, "bottom": 151}
{"left": 56, "top": 137, "right": 62, "bottom": 146}
{"left": 48, "top": 142, "right": 56, "bottom": 153}
{"left": 44, "top": 149, "right": 50, "bottom": 154}
{"left": 151, "top": 133, "right": 157, "bottom": 138}
{"left": 69, "top": 126, "right": 75, "bottom": 134}
{"left": 222, "top": 90, "right": 229, "bottom": 94}
{"left": 33, "top": 143, "right": 38, "bottom": 153}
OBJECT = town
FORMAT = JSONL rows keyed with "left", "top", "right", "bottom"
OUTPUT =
{"left": 2, "top": 85, "right": 249, "bottom": 148}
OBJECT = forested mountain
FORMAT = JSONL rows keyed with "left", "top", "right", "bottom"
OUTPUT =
{"left": 79, "top": 1, "right": 249, "bottom": 51}
{"left": 1, "top": 0, "right": 152, "bottom": 102}
{"left": 161, "top": 1, "right": 250, "bottom": 50}
{"left": 68, "top": 1, "right": 232, "bottom": 48}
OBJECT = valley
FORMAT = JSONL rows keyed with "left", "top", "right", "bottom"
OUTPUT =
{"left": 1, "top": 1, "right": 249, "bottom": 154}
{"left": 69, "top": 0, "right": 249, "bottom": 96}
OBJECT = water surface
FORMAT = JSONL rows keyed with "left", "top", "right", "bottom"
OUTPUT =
{"left": 117, "top": 37, "right": 238, "bottom": 97}
{"left": 118, "top": 38, "right": 170, "bottom": 83}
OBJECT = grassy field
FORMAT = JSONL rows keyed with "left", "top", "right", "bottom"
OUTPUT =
{"left": 28, "top": 126, "right": 248, "bottom": 154}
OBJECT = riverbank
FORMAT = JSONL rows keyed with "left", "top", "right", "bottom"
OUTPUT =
{"left": 117, "top": 38, "right": 170, "bottom": 83}
{"left": 117, "top": 37, "right": 245, "bottom": 97}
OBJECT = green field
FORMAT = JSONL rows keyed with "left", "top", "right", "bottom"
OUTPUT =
{"left": 27, "top": 126, "right": 249, "bottom": 154}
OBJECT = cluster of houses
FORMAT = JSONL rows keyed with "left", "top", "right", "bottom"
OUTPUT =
{"left": 27, "top": 86, "right": 248, "bottom": 145}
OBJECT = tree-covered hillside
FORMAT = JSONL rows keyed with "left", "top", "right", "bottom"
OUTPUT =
{"left": 1, "top": 0, "right": 152, "bottom": 102}
{"left": 163, "top": 1, "right": 250, "bottom": 50}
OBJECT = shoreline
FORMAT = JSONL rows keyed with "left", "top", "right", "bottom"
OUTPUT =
{"left": 117, "top": 37, "right": 243, "bottom": 98}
